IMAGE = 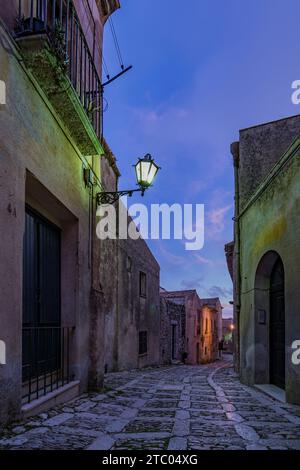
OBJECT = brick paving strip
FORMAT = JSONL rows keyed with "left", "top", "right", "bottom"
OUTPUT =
{"left": 1, "top": 359, "right": 300, "bottom": 450}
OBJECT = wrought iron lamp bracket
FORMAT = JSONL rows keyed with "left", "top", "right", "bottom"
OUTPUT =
{"left": 96, "top": 188, "right": 146, "bottom": 205}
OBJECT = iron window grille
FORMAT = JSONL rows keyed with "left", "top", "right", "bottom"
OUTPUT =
{"left": 139, "top": 271, "right": 147, "bottom": 298}
{"left": 22, "top": 326, "right": 74, "bottom": 404}
{"left": 139, "top": 331, "right": 147, "bottom": 355}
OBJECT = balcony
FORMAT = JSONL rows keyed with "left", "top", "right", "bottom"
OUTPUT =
{"left": 15, "top": 0, "right": 103, "bottom": 156}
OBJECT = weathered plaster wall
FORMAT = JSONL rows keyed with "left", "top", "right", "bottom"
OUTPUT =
{"left": 239, "top": 137, "right": 300, "bottom": 404}
{"left": 73, "top": 0, "right": 104, "bottom": 77}
{"left": 117, "top": 218, "right": 160, "bottom": 371}
{"left": 97, "top": 157, "right": 160, "bottom": 373}
{"left": 200, "top": 306, "right": 219, "bottom": 363}
{"left": 184, "top": 292, "right": 202, "bottom": 365}
{"left": 0, "top": 0, "right": 17, "bottom": 30}
{"left": 0, "top": 23, "right": 98, "bottom": 424}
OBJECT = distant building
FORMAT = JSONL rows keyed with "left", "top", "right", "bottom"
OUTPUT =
{"left": 160, "top": 297, "right": 185, "bottom": 364}
{"left": 160, "top": 290, "right": 222, "bottom": 365}
{"left": 226, "top": 114, "right": 300, "bottom": 405}
{"left": 222, "top": 318, "right": 234, "bottom": 353}
{"left": 200, "top": 298, "right": 223, "bottom": 361}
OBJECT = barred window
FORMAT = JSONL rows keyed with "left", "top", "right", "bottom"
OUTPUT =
{"left": 139, "top": 331, "right": 148, "bottom": 355}
{"left": 139, "top": 271, "right": 147, "bottom": 297}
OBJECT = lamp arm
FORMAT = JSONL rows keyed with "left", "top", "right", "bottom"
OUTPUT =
{"left": 96, "top": 187, "right": 146, "bottom": 205}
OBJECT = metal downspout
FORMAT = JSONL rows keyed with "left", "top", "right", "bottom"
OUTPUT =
{"left": 231, "top": 142, "right": 241, "bottom": 374}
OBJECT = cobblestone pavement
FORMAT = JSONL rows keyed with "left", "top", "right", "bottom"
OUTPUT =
{"left": 1, "top": 358, "right": 300, "bottom": 450}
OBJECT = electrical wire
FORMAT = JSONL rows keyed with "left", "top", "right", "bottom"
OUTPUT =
{"left": 108, "top": 17, "right": 124, "bottom": 70}
{"left": 102, "top": 56, "right": 110, "bottom": 80}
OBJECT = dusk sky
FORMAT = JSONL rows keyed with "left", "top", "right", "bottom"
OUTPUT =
{"left": 102, "top": 0, "right": 300, "bottom": 317}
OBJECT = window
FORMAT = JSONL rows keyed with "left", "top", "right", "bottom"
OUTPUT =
{"left": 139, "top": 271, "right": 147, "bottom": 297}
{"left": 126, "top": 256, "right": 132, "bottom": 273}
{"left": 205, "top": 318, "right": 208, "bottom": 334}
{"left": 197, "top": 311, "right": 201, "bottom": 335}
{"left": 139, "top": 331, "right": 148, "bottom": 355}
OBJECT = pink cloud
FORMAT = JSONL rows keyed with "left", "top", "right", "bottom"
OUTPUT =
{"left": 208, "top": 204, "right": 233, "bottom": 234}
{"left": 193, "top": 254, "right": 215, "bottom": 266}
{"left": 157, "top": 241, "right": 186, "bottom": 266}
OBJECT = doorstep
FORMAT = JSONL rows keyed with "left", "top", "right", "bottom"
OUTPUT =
{"left": 254, "top": 383, "right": 286, "bottom": 403}
{"left": 21, "top": 381, "right": 80, "bottom": 420}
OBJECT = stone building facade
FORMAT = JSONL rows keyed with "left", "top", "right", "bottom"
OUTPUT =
{"left": 0, "top": 0, "right": 120, "bottom": 427}
{"left": 160, "top": 290, "right": 221, "bottom": 365}
{"left": 0, "top": 0, "right": 160, "bottom": 427}
{"left": 200, "top": 298, "right": 223, "bottom": 363}
{"left": 101, "top": 200, "right": 161, "bottom": 373}
{"left": 159, "top": 296, "right": 185, "bottom": 365}
{"left": 115, "top": 228, "right": 160, "bottom": 371}
{"left": 226, "top": 114, "right": 300, "bottom": 405}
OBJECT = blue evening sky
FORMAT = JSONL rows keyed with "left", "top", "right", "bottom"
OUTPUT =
{"left": 102, "top": 0, "right": 300, "bottom": 317}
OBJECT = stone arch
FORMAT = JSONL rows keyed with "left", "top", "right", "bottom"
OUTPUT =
{"left": 254, "top": 251, "right": 285, "bottom": 385}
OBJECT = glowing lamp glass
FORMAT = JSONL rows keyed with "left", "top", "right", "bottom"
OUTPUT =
{"left": 135, "top": 154, "right": 159, "bottom": 189}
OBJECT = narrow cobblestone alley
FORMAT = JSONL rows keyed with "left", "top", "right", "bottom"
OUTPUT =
{"left": 1, "top": 359, "right": 300, "bottom": 451}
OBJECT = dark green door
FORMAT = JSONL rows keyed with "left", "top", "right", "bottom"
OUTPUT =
{"left": 269, "top": 259, "right": 285, "bottom": 389}
{"left": 22, "top": 207, "right": 61, "bottom": 381}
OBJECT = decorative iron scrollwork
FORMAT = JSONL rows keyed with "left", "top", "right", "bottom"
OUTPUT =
{"left": 96, "top": 188, "right": 145, "bottom": 205}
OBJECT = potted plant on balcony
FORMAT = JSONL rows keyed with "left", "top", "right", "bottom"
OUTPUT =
{"left": 15, "top": 15, "right": 46, "bottom": 36}
{"left": 48, "top": 20, "right": 69, "bottom": 73}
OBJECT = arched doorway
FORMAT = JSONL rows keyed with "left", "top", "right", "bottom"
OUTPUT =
{"left": 254, "top": 251, "right": 285, "bottom": 388}
{"left": 269, "top": 259, "right": 285, "bottom": 389}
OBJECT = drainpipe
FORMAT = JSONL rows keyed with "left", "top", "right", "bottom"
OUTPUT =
{"left": 115, "top": 202, "right": 120, "bottom": 371}
{"left": 231, "top": 142, "right": 241, "bottom": 374}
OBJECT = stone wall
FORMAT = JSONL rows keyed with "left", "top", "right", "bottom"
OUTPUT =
{"left": 200, "top": 306, "right": 219, "bottom": 363}
{"left": 117, "top": 222, "right": 160, "bottom": 371}
{"left": 96, "top": 154, "right": 161, "bottom": 373}
{"left": 238, "top": 115, "right": 300, "bottom": 209}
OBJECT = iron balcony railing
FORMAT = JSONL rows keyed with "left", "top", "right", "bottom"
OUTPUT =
{"left": 16, "top": 0, "right": 102, "bottom": 141}
{"left": 22, "top": 326, "right": 73, "bottom": 404}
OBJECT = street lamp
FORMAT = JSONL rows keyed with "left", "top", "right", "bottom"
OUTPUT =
{"left": 135, "top": 154, "right": 160, "bottom": 189}
{"left": 96, "top": 154, "right": 160, "bottom": 205}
